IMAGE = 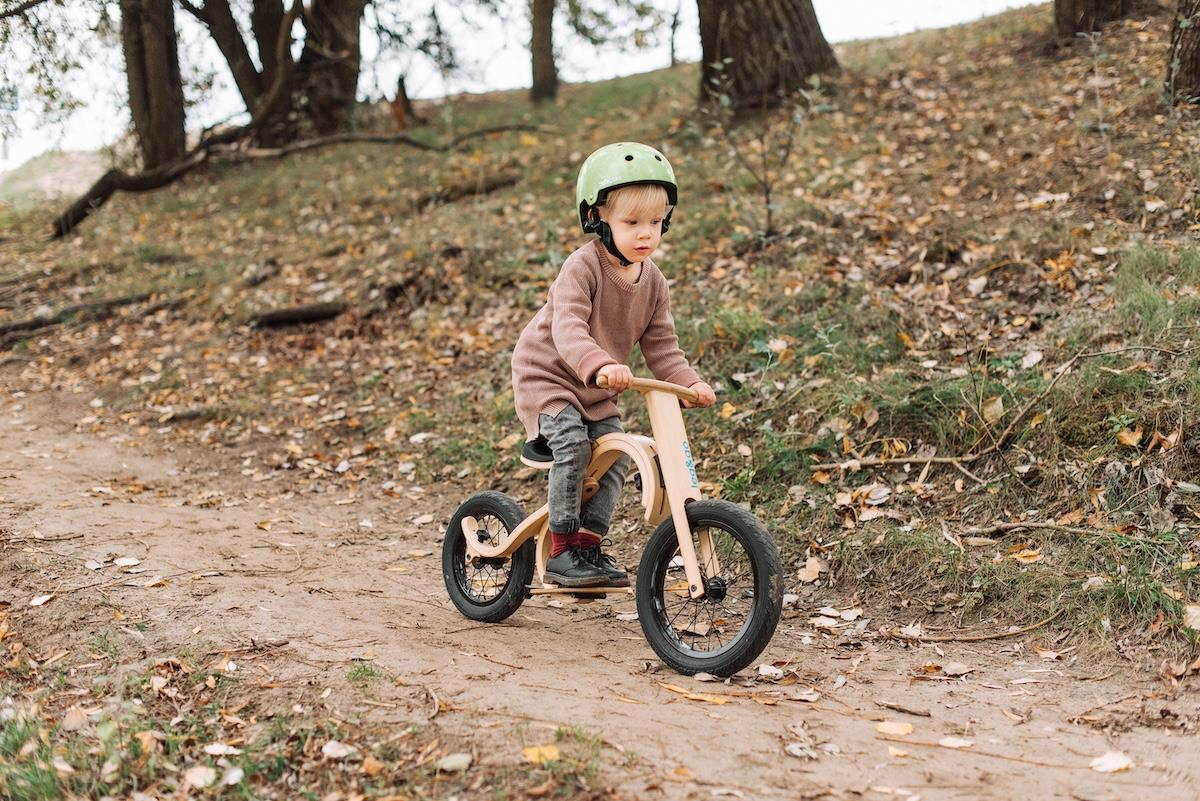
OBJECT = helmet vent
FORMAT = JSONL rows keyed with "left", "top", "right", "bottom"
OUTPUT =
{"left": 624, "top": 155, "right": 634, "bottom": 161}
{"left": 654, "top": 155, "right": 663, "bottom": 161}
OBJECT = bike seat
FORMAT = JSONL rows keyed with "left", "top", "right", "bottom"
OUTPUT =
{"left": 520, "top": 436, "right": 554, "bottom": 469}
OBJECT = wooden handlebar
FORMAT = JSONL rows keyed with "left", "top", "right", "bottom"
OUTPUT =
{"left": 597, "top": 375, "right": 701, "bottom": 404}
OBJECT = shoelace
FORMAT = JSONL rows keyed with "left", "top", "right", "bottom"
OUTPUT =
{"left": 580, "top": 538, "right": 622, "bottom": 571}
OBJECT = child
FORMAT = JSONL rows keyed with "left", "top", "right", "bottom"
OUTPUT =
{"left": 510, "top": 142, "right": 716, "bottom": 588}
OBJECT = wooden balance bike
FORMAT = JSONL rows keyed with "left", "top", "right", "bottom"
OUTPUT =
{"left": 442, "top": 376, "right": 783, "bottom": 676}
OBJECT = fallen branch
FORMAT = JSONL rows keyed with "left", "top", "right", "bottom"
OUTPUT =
{"left": 414, "top": 172, "right": 521, "bottom": 211}
{"left": 249, "top": 301, "right": 348, "bottom": 328}
{"left": 51, "top": 123, "right": 550, "bottom": 238}
{"left": 52, "top": 151, "right": 211, "bottom": 238}
{"left": 960, "top": 521, "right": 1098, "bottom": 537}
{"left": 0, "top": 291, "right": 152, "bottom": 340}
{"left": 884, "top": 609, "right": 1063, "bottom": 643}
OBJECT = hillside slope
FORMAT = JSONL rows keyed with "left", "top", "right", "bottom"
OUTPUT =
{"left": 3, "top": 3, "right": 1199, "bottom": 652}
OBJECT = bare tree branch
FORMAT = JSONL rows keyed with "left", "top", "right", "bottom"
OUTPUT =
{"left": 0, "top": 0, "right": 52, "bottom": 20}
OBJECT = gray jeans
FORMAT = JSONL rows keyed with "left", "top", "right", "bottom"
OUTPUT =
{"left": 538, "top": 405, "right": 631, "bottom": 535}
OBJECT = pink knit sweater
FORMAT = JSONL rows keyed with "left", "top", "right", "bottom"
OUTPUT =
{"left": 511, "top": 240, "right": 701, "bottom": 440}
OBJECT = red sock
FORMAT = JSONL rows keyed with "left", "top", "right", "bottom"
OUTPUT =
{"left": 576, "top": 530, "right": 601, "bottom": 548}
{"left": 550, "top": 532, "right": 572, "bottom": 557}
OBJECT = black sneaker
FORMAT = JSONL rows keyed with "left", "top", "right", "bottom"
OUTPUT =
{"left": 544, "top": 547, "right": 610, "bottom": 588}
{"left": 579, "top": 539, "right": 630, "bottom": 587}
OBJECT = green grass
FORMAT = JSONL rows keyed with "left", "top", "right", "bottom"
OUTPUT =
{"left": 346, "top": 662, "right": 381, "bottom": 684}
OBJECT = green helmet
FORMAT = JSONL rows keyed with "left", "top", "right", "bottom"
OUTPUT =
{"left": 575, "top": 142, "right": 678, "bottom": 233}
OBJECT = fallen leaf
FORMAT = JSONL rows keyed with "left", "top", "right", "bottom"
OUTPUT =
{"left": 942, "top": 663, "right": 974, "bottom": 677}
{"left": 412, "top": 514, "right": 434, "bottom": 525}
{"left": 406, "top": 549, "right": 433, "bottom": 558}
{"left": 184, "top": 765, "right": 218, "bottom": 788}
{"left": 811, "top": 470, "right": 831, "bottom": 485}
{"left": 203, "top": 743, "right": 242, "bottom": 756}
{"left": 1089, "top": 751, "right": 1133, "bottom": 773}
{"left": 1009, "top": 548, "right": 1043, "bottom": 563}
{"left": 321, "top": 740, "right": 357, "bottom": 760}
{"left": 436, "top": 752, "right": 472, "bottom": 772}
{"left": 784, "top": 741, "right": 818, "bottom": 759}
{"left": 1184, "top": 604, "right": 1200, "bottom": 632}
{"left": 938, "top": 736, "right": 974, "bottom": 749}
{"left": 114, "top": 557, "right": 141, "bottom": 567}
{"left": 875, "top": 721, "right": 914, "bottom": 737}
{"left": 1116, "top": 428, "right": 1143, "bottom": 447}
{"left": 982, "top": 396, "right": 1004, "bottom": 424}
{"left": 887, "top": 745, "right": 908, "bottom": 758}
{"left": 30, "top": 594, "right": 54, "bottom": 607}
{"left": 720, "top": 402, "right": 736, "bottom": 419}
{"left": 60, "top": 707, "right": 88, "bottom": 731}
{"left": 496, "top": 432, "right": 522, "bottom": 450}
{"left": 658, "top": 682, "right": 729, "bottom": 704}
{"left": 522, "top": 744, "right": 561, "bottom": 764}
{"left": 798, "top": 556, "right": 822, "bottom": 583}
{"left": 757, "top": 664, "right": 785, "bottom": 680}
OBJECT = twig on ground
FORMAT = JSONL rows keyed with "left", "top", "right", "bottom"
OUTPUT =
{"left": 884, "top": 610, "right": 1063, "bottom": 643}
{"left": 426, "top": 687, "right": 441, "bottom": 721}
{"left": 874, "top": 699, "right": 932, "bottom": 717}
{"left": 960, "top": 521, "right": 1098, "bottom": 537}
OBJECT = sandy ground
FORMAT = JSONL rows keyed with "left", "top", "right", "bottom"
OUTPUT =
{"left": 3, "top": 373, "right": 1199, "bottom": 800}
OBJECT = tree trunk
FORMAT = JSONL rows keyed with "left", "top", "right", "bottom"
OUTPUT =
{"left": 1167, "top": 0, "right": 1200, "bottom": 101}
{"left": 295, "top": 0, "right": 368, "bottom": 134}
{"left": 1054, "top": 0, "right": 1132, "bottom": 38}
{"left": 697, "top": 0, "right": 838, "bottom": 112}
{"left": 530, "top": 0, "right": 558, "bottom": 102}
{"left": 670, "top": 1, "right": 682, "bottom": 67}
{"left": 120, "top": 0, "right": 186, "bottom": 169}
{"left": 195, "top": 0, "right": 263, "bottom": 112}
{"left": 251, "top": 0, "right": 287, "bottom": 90}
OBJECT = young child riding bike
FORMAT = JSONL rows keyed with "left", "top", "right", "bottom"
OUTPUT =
{"left": 510, "top": 142, "right": 716, "bottom": 589}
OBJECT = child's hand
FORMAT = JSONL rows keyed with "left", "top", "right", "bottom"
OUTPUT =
{"left": 685, "top": 381, "right": 716, "bottom": 408}
{"left": 597, "top": 364, "right": 634, "bottom": 392}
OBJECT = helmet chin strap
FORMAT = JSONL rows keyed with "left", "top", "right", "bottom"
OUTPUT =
{"left": 597, "top": 222, "right": 634, "bottom": 266}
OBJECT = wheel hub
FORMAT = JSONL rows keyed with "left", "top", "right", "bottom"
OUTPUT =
{"left": 703, "top": 575, "right": 728, "bottom": 603}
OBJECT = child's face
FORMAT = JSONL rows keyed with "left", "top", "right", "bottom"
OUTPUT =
{"left": 602, "top": 204, "right": 666, "bottom": 264}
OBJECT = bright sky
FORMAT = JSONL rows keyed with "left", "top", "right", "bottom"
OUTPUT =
{"left": 0, "top": 0, "right": 1044, "bottom": 175}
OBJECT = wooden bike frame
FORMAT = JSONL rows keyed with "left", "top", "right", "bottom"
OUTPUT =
{"left": 461, "top": 377, "right": 718, "bottom": 599}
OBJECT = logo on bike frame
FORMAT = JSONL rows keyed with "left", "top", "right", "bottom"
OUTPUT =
{"left": 681, "top": 440, "right": 699, "bottom": 490}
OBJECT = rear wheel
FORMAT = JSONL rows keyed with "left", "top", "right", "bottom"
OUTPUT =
{"left": 635, "top": 500, "right": 782, "bottom": 676}
{"left": 442, "top": 491, "right": 535, "bottom": 622}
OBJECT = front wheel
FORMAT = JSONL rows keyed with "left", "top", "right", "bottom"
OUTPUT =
{"left": 635, "top": 500, "right": 783, "bottom": 676}
{"left": 442, "top": 491, "right": 535, "bottom": 623}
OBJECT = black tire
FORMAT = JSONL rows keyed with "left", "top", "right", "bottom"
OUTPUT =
{"left": 635, "top": 500, "right": 783, "bottom": 676}
{"left": 442, "top": 491, "right": 535, "bottom": 623}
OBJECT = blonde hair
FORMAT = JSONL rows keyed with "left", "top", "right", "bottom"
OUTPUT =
{"left": 601, "top": 184, "right": 670, "bottom": 221}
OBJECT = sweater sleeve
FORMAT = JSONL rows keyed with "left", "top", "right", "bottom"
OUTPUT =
{"left": 640, "top": 280, "right": 701, "bottom": 388}
{"left": 550, "top": 259, "right": 619, "bottom": 385}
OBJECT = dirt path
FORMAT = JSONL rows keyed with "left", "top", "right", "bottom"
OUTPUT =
{"left": 3, "top": 378, "right": 1198, "bottom": 801}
